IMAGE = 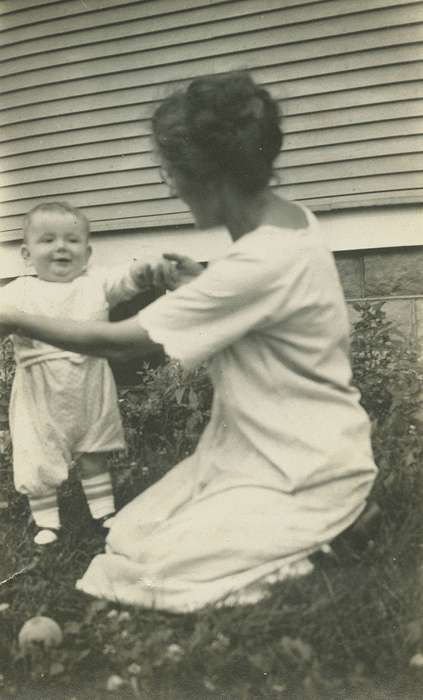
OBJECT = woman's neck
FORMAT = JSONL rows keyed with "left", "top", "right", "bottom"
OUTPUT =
{"left": 226, "top": 190, "right": 308, "bottom": 238}
{"left": 191, "top": 185, "right": 303, "bottom": 241}
{"left": 212, "top": 185, "right": 269, "bottom": 241}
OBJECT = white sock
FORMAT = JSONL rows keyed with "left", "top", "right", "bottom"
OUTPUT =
{"left": 28, "top": 492, "right": 60, "bottom": 530}
{"left": 81, "top": 472, "right": 115, "bottom": 520}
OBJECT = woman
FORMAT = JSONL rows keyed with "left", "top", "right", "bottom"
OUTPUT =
{"left": 1, "top": 72, "right": 377, "bottom": 612}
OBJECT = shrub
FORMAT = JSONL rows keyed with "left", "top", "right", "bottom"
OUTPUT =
{"left": 110, "top": 359, "right": 212, "bottom": 503}
{"left": 0, "top": 338, "right": 14, "bottom": 506}
{"left": 350, "top": 301, "right": 423, "bottom": 516}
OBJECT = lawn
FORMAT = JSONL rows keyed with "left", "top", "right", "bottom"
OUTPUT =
{"left": 1, "top": 303, "right": 423, "bottom": 699}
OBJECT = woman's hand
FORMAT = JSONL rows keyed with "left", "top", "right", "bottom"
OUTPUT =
{"left": 153, "top": 253, "right": 203, "bottom": 291}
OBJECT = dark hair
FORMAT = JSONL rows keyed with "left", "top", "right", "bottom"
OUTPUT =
{"left": 22, "top": 201, "right": 90, "bottom": 241}
{"left": 152, "top": 72, "right": 283, "bottom": 194}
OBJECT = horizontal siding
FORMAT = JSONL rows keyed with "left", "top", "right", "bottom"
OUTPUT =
{"left": 1, "top": 0, "right": 423, "bottom": 241}
{"left": 2, "top": 35, "right": 422, "bottom": 126}
{"left": 3, "top": 9, "right": 423, "bottom": 104}
{"left": 3, "top": 95, "right": 422, "bottom": 156}
{"left": 0, "top": 0, "right": 381, "bottom": 45}
{"left": 3, "top": 134, "right": 423, "bottom": 186}
{"left": 2, "top": 152, "right": 423, "bottom": 210}
{"left": 1, "top": 1, "right": 420, "bottom": 75}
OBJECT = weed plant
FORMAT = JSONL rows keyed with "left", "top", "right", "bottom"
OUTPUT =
{"left": 0, "top": 302, "right": 422, "bottom": 699}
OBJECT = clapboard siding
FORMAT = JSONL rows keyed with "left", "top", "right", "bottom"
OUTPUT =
{"left": 0, "top": 0, "right": 229, "bottom": 36}
{"left": 0, "top": 0, "right": 422, "bottom": 241}
{"left": 5, "top": 72, "right": 421, "bottom": 132}
{"left": 2, "top": 175, "right": 423, "bottom": 240}
{"left": 2, "top": 8, "right": 423, "bottom": 99}
{"left": 2, "top": 99, "right": 423, "bottom": 158}
{"left": 3, "top": 135, "right": 423, "bottom": 188}
{"left": 2, "top": 36, "right": 422, "bottom": 127}
{"left": 2, "top": 152, "right": 423, "bottom": 208}
{"left": 3, "top": 95, "right": 422, "bottom": 154}
{"left": 2, "top": 0, "right": 408, "bottom": 47}
{"left": 2, "top": 119, "right": 423, "bottom": 187}
{"left": 5, "top": 59, "right": 419, "bottom": 116}
{"left": 1, "top": 1, "right": 420, "bottom": 73}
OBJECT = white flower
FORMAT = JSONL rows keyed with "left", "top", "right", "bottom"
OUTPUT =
{"left": 127, "top": 663, "right": 141, "bottom": 675}
{"left": 106, "top": 674, "right": 125, "bottom": 691}
{"left": 0, "top": 603, "right": 10, "bottom": 613}
{"left": 107, "top": 609, "right": 118, "bottom": 619}
{"left": 210, "top": 633, "right": 230, "bottom": 652}
{"left": 118, "top": 611, "right": 130, "bottom": 622}
{"left": 410, "top": 653, "right": 423, "bottom": 668}
{"left": 103, "top": 644, "right": 116, "bottom": 656}
{"left": 165, "top": 643, "right": 185, "bottom": 662}
{"left": 18, "top": 616, "right": 63, "bottom": 654}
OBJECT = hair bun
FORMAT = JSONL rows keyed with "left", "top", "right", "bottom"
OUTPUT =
{"left": 187, "top": 73, "right": 257, "bottom": 146}
{"left": 186, "top": 72, "right": 282, "bottom": 191}
{"left": 152, "top": 71, "right": 283, "bottom": 194}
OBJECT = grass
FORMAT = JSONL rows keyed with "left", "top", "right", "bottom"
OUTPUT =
{"left": 0, "top": 450, "right": 422, "bottom": 700}
{"left": 1, "top": 302, "right": 423, "bottom": 699}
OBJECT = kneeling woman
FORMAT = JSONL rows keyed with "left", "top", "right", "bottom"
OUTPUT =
{"left": 1, "top": 72, "right": 377, "bottom": 612}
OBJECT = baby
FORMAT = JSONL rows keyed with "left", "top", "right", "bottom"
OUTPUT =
{"left": 0, "top": 201, "right": 154, "bottom": 546}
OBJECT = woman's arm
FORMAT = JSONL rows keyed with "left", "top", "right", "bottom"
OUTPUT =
{"left": 1, "top": 308, "right": 162, "bottom": 362}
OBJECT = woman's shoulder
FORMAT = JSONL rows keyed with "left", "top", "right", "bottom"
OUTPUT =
{"left": 235, "top": 208, "right": 320, "bottom": 261}
{"left": 260, "top": 196, "right": 316, "bottom": 231}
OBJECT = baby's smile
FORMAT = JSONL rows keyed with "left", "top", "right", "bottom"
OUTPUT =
{"left": 21, "top": 211, "right": 91, "bottom": 283}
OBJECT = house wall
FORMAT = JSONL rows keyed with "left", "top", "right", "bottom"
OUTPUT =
{"left": 1, "top": 1, "right": 422, "bottom": 341}
{"left": 1, "top": 0, "right": 422, "bottom": 250}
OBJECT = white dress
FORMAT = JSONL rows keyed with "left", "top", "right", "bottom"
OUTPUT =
{"left": 77, "top": 209, "right": 377, "bottom": 612}
{"left": 1, "top": 266, "right": 140, "bottom": 497}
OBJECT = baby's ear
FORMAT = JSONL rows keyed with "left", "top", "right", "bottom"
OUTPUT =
{"left": 20, "top": 244, "right": 30, "bottom": 262}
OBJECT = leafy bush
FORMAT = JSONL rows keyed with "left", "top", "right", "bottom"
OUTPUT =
{"left": 0, "top": 338, "right": 14, "bottom": 506}
{"left": 0, "top": 337, "right": 14, "bottom": 423}
{"left": 350, "top": 301, "right": 423, "bottom": 516}
{"left": 110, "top": 360, "right": 212, "bottom": 503}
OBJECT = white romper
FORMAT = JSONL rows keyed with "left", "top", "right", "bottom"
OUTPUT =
{"left": 77, "top": 208, "right": 378, "bottom": 612}
{"left": 1, "top": 266, "right": 141, "bottom": 497}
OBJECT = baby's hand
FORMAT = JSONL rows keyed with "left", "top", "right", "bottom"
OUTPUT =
{"left": 153, "top": 253, "right": 203, "bottom": 291}
{"left": 130, "top": 261, "right": 154, "bottom": 290}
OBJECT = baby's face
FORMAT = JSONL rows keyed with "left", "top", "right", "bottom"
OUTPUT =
{"left": 21, "top": 211, "right": 91, "bottom": 283}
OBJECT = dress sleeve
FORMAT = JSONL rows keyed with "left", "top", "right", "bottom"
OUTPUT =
{"left": 97, "top": 265, "right": 141, "bottom": 308}
{"left": 137, "top": 242, "right": 304, "bottom": 370}
{"left": 0, "top": 278, "right": 24, "bottom": 309}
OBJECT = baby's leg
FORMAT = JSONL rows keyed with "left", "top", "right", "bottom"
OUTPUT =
{"left": 10, "top": 368, "right": 69, "bottom": 546}
{"left": 78, "top": 453, "right": 115, "bottom": 523}
{"left": 28, "top": 491, "right": 60, "bottom": 544}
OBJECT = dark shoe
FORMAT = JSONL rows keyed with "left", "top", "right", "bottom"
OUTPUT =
{"left": 91, "top": 513, "right": 115, "bottom": 536}
{"left": 332, "top": 502, "right": 381, "bottom": 556}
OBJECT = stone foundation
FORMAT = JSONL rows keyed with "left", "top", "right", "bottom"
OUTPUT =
{"left": 335, "top": 247, "right": 423, "bottom": 343}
